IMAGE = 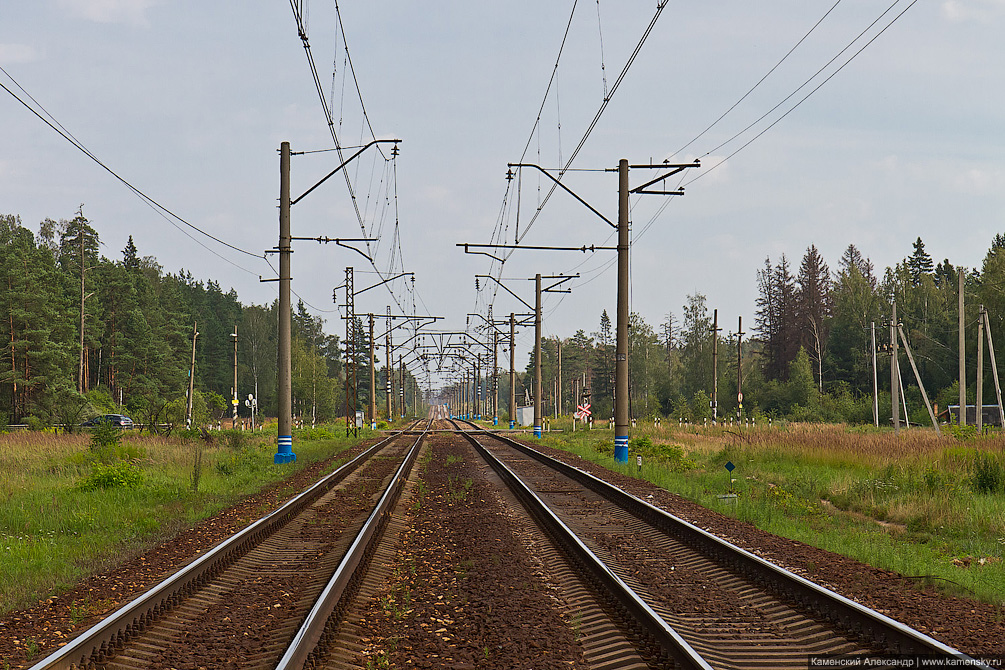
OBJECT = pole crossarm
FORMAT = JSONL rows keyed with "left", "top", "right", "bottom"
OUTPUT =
{"left": 354, "top": 272, "right": 413, "bottom": 296}
{"left": 292, "top": 138, "right": 401, "bottom": 206}
{"left": 290, "top": 236, "right": 377, "bottom": 263}
{"left": 459, "top": 243, "right": 615, "bottom": 255}
{"left": 624, "top": 160, "right": 701, "bottom": 195}
{"left": 475, "top": 274, "right": 535, "bottom": 312}
{"left": 535, "top": 274, "right": 579, "bottom": 293}
{"left": 508, "top": 163, "right": 616, "bottom": 228}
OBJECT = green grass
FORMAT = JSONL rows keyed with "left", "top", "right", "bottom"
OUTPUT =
{"left": 0, "top": 425, "right": 378, "bottom": 614}
{"left": 534, "top": 418, "right": 1005, "bottom": 606}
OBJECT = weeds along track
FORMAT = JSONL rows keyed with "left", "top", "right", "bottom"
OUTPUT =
{"left": 28, "top": 421, "right": 429, "bottom": 670}
{"left": 453, "top": 420, "right": 992, "bottom": 670}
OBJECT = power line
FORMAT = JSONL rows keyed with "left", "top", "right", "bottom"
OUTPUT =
{"left": 683, "top": 0, "right": 919, "bottom": 188}
{"left": 0, "top": 66, "right": 266, "bottom": 273}
{"left": 669, "top": 0, "right": 844, "bottom": 160}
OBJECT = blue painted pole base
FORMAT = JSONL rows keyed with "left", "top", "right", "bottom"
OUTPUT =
{"left": 509, "top": 420, "right": 515, "bottom": 429}
{"left": 493, "top": 416, "right": 498, "bottom": 426}
{"left": 275, "top": 435, "right": 296, "bottom": 464}
{"left": 614, "top": 434, "right": 629, "bottom": 462}
{"left": 534, "top": 425, "right": 542, "bottom": 438}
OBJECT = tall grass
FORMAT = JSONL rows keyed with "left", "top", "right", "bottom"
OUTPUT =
{"left": 537, "top": 419, "right": 1005, "bottom": 605}
{"left": 0, "top": 426, "right": 376, "bottom": 614}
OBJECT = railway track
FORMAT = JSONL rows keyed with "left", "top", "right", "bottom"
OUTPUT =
{"left": 28, "top": 421, "right": 429, "bottom": 670}
{"left": 27, "top": 413, "right": 995, "bottom": 669}
{"left": 451, "top": 419, "right": 994, "bottom": 670}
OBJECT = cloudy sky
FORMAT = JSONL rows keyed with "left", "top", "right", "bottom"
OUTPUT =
{"left": 2, "top": 1, "right": 1003, "bottom": 386}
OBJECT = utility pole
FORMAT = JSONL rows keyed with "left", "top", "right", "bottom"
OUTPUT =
{"left": 983, "top": 308, "right": 1005, "bottom": 426}
{"left": 557, "top": 338, "right": 563, "bottom": 417}
{"left": 478, "top": 156, "right": 697, "bottom": 460}
{"left": 871, "top": 321, "right": 879, "bottom": 427}
{"left": 186, "top": 322, "right": 198, "bottom": 430}
{"left": 978, "top": 305, "right": 985, "bottom": 432}
{"left": 276, "top": 141, "right": 294, "bottom": 463}
{"left": 493, "top": 327, "right": 499, "bottom": 426}
{"left": 344, "top": 267, "right": 356, "bottom": 437}
{"left": 736, "top": 316, "right": 744, "bottom": 422}
{"left": 535, "top": 274, "right": 543, "bottom": 438}
{"left": 891, "top": 302, "right": 900, "bottom": 435}
{"left": 386, "top": 307, "right": 393, "bottom": 422}
{"left": 399, "top": 354, "right": 405, "bottom": 418}
{"left": 369, "top": 314, "right": 376, "bottom": 430}
{"left": 231, "top": 326, "right": 238, "bottom": 429}
{"left": 510, "top": 313, "right": 516, "bottom": 429}
{"left": 959, "top": 271, "right": 966, "bottom": 426}
{"left": 711, "top": 309, "right": 720, "bottom": 425}
{"left": 614, "top": 160, "right": 631, "bottom": 460}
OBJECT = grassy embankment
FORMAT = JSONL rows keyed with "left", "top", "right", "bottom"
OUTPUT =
{"left": 510, "top": 418, "right": 1005, "bottom": 607}
{"left": 0, "top": 422, "right": 380, "bottom": 615}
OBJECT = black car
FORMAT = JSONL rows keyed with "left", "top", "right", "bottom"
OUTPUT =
{"left": 82, "top": 414, "right": 134, "bottom": 429}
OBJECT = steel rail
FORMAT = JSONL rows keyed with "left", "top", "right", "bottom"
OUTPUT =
{"left": 452, "top": 420, "right": 712, "bottom": 670}
{"left": 28, "top": 425, "right": 420, "bottom": 670}
{"left": 458, "top": 421, "right": 992, "bottom": 667}
{"left": 276, "top": 420, "right": 431, "bottom": 669}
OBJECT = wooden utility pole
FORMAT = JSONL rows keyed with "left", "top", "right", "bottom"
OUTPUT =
{"left": 891, "top": 302, "right": 900, "bottom": 434}
{"left": 871, "top": 321, "right": 879, "bottom": 427}
{"left": 186, "top": 322, "right": 198, "bottom": 429}
{"left": 978, "top": 304, "right": 985, "bottom": 432}
{"left": 898, "top": 324, "right": 939, "bottom": 433}
{"left": 983, "top": 309, "right": 1005, "bottom": 427}
{"left": 959, "top": 271, "right": 966, "bottom": 426}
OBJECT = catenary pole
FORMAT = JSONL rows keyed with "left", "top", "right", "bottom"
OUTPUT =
{"left": 510, "top": 313, "right": 516, "bottom": 429}
{"left": 186, "top": 321, "right": 198, "bottom": 429}
{"left": 276, "top": 142, "right": 294, "bottom": 463}
{"left": 711, "top": 309, "right": 719, "bottom": 425}
{"left": 614, "top": 159, "right": 631, "bottom": 461}
{"left": 534, "top": 274, "right": 543, "bottom": 438}
{"left": 369, "top": 314, "right": 376, "bottom": 430}
{"left": 231, "top": 326, "right": 238, "bottom": 429}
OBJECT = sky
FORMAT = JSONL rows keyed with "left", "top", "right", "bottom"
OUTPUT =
{"left": 2, "top": 0, "right": 1004, "bottom": 389}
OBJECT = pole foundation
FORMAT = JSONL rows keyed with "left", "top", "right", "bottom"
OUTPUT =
{"left": 615, "top": 434, "right": 629, "bottom": 462}
{"left": 275, "top": 435, "right": 296, "bottom": 464}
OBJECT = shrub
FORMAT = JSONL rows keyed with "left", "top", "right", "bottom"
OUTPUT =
{"left": 78, "top": 461, "right": 144, "bottom": 491}
{"left": 24, "top": 415, "right": 48, "bottom": 431}
{"left": 89, "top": 419, "right": 122, "bottom": 455}
{"left": 971, "top": 452, "right": 1003, "bottom": 494}
{"left": 296, "top": 426, "right": 337, "bottom": 441}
